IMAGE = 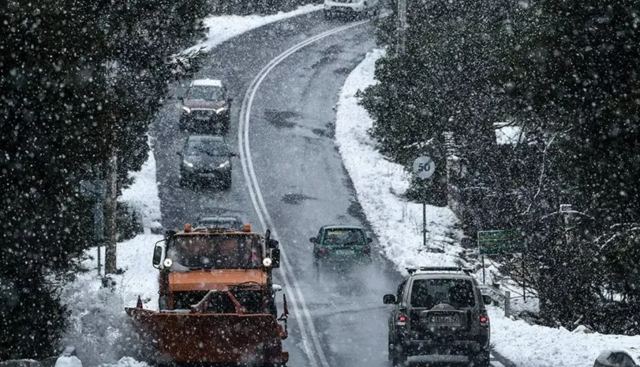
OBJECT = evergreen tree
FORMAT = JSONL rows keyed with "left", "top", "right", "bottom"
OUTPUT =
{"left": 361, "top": 0, "right": 513, "bottom": 208}
{"left": 0, "top": 0, "right": 208, "bottom": 357}
{"left": 504, "top": 0, "right": 640, "bottom": 329}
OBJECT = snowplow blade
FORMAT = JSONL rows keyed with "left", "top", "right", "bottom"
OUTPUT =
{"left": 125, "top": 308, "right": 288, "bottom": 365}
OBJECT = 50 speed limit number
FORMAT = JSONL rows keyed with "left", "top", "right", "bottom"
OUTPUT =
{"left": 413, "top": 156, "right": 435, "bottom": 180}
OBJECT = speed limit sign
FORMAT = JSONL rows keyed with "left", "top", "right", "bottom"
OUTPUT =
{"left": 413, "top": 156, "right": 435, "bottom": 180}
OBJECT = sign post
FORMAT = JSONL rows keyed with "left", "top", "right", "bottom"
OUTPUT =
{"left": 477, "top": 229, "right": 522, "bottom": 284}
{"left": 79, "top": 179, "right": 106, "bottom": 276}
{"left": 412, "top": 156, "right": 435, "bottom": 248}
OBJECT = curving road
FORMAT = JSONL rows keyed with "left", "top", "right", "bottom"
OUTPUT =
{"left": 151, "top": 11, "right": 513, "bottom": 367}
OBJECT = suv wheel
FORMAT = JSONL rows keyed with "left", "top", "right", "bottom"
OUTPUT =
{"left": 472, "top": 351, "right": 490, "bottom": 367}
{"left": 390, "top": 345, "right": 406, "bottom": 367}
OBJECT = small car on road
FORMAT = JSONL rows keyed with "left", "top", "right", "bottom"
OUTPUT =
{"left": 595, "top": 350, "right": 640, "bottom": 367}
{"left": 310, "top": 225, "right": 372, "bottom": 263}
{"left": 323, "top": 0, "right": 381, "bottom": 19}
{"left": 179, "top": 79, "right": 231, "bottom": 133}
{"left": 383, "top": 267, "right": 492, "bottom": 367}
{"left": 178, "top": 135, "right": 234, "bottom": 189}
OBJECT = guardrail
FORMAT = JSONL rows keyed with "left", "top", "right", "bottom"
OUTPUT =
{"left": 478, "top": 284, "right": 515, "bottom": 317}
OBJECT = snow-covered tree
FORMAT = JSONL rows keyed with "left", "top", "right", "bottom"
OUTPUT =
{"left": 0, "top": 0, "right": 208, "bottom": 357}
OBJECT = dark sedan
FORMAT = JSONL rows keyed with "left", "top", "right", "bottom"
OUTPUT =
{"left": 178, "top": 135, "right": 235, "bottom": 189}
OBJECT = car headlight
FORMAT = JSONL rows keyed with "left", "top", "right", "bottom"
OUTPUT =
{"left": 183, "top": 160, "right": 194, "bottom": 168}
{"left": 182, "top": 106, "right": 191, "bottom": 114}
{"left": 262, "top": 257, "right": 272, "bottom": 267}
{"left": 214, "top": 106, "right": 228, "bottom": 114}
{"left": 217, "top": 160, "right": 230, "bottom": 169}
{"left": 163, "top": 258, "right": 173, "bottom": 268}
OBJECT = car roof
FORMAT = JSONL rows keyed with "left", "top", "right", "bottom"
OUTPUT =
{"left": 187, "top": 135, "right": 225, "bottom": 144}
{"left": 597, "top": 349, "right": 640, "bottom": 364}
{"left": 410, "top": 272, "right": 474, "bottom": 280}
{"left": 322, "top": 225, "right": 365, "bottom": 231}
{"left": 199, "top": 216, "right": 241, "bottom": 221}
{"left": 190, "top": 78, "right": 223, "bottom": 87}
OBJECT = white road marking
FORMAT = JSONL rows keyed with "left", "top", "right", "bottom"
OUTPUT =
{"left": 238, "top": 20, "right": 369, "bottom": 367}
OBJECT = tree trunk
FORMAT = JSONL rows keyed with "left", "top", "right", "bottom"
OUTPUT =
{"left": 104, "top": 143, "right": 118, "bottom": 274}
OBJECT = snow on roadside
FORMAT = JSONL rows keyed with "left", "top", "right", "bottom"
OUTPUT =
{"left": 184, "top": 4, "right": 322, "bottom": 54}
{"left": 335, "top": 48, "right": 640, "bottom": 367}
{"left": 334, "top": 48, "right": 463, "bottom": 274}
{"left": 489, "top": 307, "right": 640, "bottom": 367}
{"left": 119, "top": 147, "right": 161, "bottom": 231}
{"left": 61, "top": 140, "right": 161, "bottom": 366}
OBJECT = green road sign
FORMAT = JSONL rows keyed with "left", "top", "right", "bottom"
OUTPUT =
{"left": 477, "top": 229, "right": 522, "bottom": 255}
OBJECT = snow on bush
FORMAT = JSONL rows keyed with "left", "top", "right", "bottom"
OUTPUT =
{"left": 61, "top": 147, "right": 161, "bottom": 366}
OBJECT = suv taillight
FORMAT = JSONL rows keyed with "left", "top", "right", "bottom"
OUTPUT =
{"left": 396, "top": 313, "right": 408, "bottom": 326}
{"left": 479, "top": 314, "right": 489, "bottom": 327}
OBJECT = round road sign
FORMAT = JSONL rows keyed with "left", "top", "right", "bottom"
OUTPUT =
{"left": 413, "top": 156, "right": 435, "bottom": 180}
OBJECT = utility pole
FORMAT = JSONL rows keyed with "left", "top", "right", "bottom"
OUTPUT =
{"left": 104, "top": 130, "right": 118, "bottom": 275}
{"left": 397, "top": 0, "right": 407, "bottom": 54}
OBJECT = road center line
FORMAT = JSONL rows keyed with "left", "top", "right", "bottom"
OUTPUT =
{"left": 238, "top": 20, "right": 369, "bottom": 367}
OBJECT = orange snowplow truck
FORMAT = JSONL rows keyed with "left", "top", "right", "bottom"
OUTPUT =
{"left": 125, "top": 223, "right": 289, "bottom": 366}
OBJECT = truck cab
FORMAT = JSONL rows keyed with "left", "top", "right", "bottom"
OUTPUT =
{"left": 152, "top": 224, "right": 281, "bottom": 313}
{"left": 127, "top": 223, "right": 288, "bottom": 366}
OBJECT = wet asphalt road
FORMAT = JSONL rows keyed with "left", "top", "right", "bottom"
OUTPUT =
{"left": 150, "top": 11, "right": 511, "bottom": 367}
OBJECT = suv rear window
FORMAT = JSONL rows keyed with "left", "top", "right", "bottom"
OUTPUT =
{"left": 410, "top": 278, "right": 476, "bottom": 308}
{"left": 322, "top": 228, "right": 365, "bottom": 246}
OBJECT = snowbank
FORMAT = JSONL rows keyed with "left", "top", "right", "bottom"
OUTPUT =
{"left": 334, "top": 48, "right": 463, "bottom": 274}
{"left": 335, "top": 48, "right": 640, "bottom": 367}
{"left": 184, "top": 4, "right": 322, "bottom": 54}
{"left": 490, "top": 307, "right": 640, "bottom": 367}
{"left": 119, "top": 148, "right": 161, "bottom": 231}
{"left": 62, "top": 143, "right": 161, "bottom": 366}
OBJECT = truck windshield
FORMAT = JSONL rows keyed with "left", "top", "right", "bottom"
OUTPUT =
{"left": 167, "top": 235, "right": 262, "bottom": 269}
{"left": 410, "top": 279, "right": 476, "bottom": 309}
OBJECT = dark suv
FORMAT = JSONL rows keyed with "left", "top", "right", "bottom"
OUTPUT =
{"left": 383, "top": 267, "right": 492, "bottom": 367}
